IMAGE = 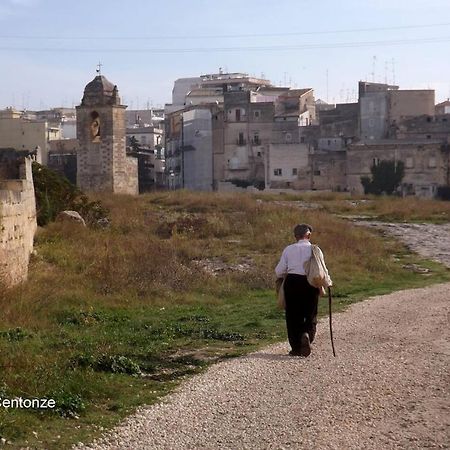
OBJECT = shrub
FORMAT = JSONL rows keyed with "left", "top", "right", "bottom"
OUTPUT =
{"left": 73, "top": 354, "right": 141, "bottom": 375}
{"left": 32, "top": 162, "right": 79, "bottom": 226}
{"left": 32, "top": 162, "right": 109, "bottom": 226}
{"left": 361, "top": 160, "right": 405, "bottom": 195}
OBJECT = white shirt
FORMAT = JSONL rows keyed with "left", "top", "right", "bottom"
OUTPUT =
{"left": 275, "top": 240, "right": 312, "bottom": 278}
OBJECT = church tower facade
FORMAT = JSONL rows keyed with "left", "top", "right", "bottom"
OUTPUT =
{"left": 76, "top": 74, "right": 138, "bottom": 194}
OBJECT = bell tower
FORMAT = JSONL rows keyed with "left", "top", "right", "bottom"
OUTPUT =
{"left": 76, "top": 73, "right": 138, "bottom": 194}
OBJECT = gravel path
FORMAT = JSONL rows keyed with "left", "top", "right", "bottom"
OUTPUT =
{"left": 353, "top": 221, "right": 450, "bottom": 268}
{"left": 76, "top": 282, "right": 450, "bottom": 450}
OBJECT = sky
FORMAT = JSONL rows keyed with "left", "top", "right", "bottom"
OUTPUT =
{"left": 1, "top": 0, "right": 450, "bottom": 111}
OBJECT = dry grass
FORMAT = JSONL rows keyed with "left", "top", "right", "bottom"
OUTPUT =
{"left": 257, "top": 191, "right": 450, "bottom": 223}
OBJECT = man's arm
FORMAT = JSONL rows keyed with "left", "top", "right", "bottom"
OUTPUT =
{"left": 275, "top": 248, "right": 288, "bottom": 278}
{"left": 316, "top": 246, "right": 332, "bottom": 286}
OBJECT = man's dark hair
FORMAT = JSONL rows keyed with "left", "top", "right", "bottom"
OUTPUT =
{"left": 294, "top": 223, "right": 313, "bottom": 238}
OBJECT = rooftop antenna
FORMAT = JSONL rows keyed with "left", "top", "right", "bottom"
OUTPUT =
{"left": 371, "top": 55, "right": 377, "bottom": 82}
{"left": 96, "top": 61, "right": 103, "bottom": 75}
{"left": 391, "top": 58, "right": 396, "bottom": 85}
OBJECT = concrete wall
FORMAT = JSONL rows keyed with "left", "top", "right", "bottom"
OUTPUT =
{"left": 310, "top": 151, "right": 347, "bottom": 191}
{"left": 0, "top": 157, "right": 37, "bottom": 287}
{"left": 183, "top": 109, "right": 214, "bottom": 191}
{"left": 389, "top": 90, "right": 435, "bottom": 122}
{"left": 360, "top": 92, "right": 388, "bottom": 140}
{"left": 268, "top": 143, "right": 309, "bottom": 188}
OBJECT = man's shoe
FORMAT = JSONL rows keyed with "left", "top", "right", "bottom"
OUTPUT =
{"left": 289, "top": 350, "right": 302, "bottom": 356}
{"left": 300, "top": 332, "right": 311, "bottom": 357}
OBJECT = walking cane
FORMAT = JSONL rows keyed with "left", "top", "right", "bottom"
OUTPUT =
{"left": 328, "top": 286, "right": 336, "bottom": 357}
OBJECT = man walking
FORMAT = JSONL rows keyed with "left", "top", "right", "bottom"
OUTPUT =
{"left": 275, "top": 224, "right": 330, "bottom": 357}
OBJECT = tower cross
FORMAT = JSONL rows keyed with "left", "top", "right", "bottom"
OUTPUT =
{"left": 96, "top": 62, "right": 103, "bottom": 75}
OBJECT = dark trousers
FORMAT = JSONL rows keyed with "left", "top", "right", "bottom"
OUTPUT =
{"left": 284, "top": 274, "right": 319, "bottom": 352}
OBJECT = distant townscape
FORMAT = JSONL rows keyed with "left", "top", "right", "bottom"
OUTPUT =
{"left": 1, "top": 70, "right": 449, "bottom": 197}
{"left": 1, "top": 70, "right": 449, "bottom": 287}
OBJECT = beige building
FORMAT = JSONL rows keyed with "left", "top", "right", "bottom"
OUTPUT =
{"left": 268, "top": 118, "right": 310, "bottom": 189}
{"left": 0, "top": 108, "right": 61, "bottom": 165}
{"left": 347, "top": 140, "right": 449, "bottom": 197}
{"left": 223, "top": 91, "right": 273, "bottom": 188}
{"left": 127, "top": 126, "right": 163, "bottom": 151}
{"left": 435, "top": 100, "right": 450, "bottom": 115}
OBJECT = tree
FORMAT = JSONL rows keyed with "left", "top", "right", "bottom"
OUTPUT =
{"left": 361, "top": 160, "right": 405, "bottom": 195}
{"left": 128, "top": 136, "right": 141, "bottom": 153}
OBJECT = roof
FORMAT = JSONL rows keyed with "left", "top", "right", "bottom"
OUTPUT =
{"left": 351, "top": 139, "right": 444, "bottom": 147}
{"left": 80, "top": 75, "right": 121, "bottom": 107}
{"left": 186, "top": 88, "right": 223, "bottom": 97}
{"left": 282, "top": 88, "right": 313, "bottom": 97}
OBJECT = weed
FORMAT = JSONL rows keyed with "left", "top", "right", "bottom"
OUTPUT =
{"left": 73, "top": 354, "right": 141, "bottom": 375}
{"left": 0, "top": 328, "right": 32, "bottom": 342}
{"left": 50, "top": 390, "right": 85, "bottom": 418}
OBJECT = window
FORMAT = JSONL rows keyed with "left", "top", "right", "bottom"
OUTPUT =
{"left": 238, "top": 132, "right": 245, "bottom": 146}
{"left": 300, "top": 136, "right": 305, "bottom": 143}
{"left": 274, "top": 168, "right": 282, "bottom": 176}
{"left": 327, "top": 139, "right": 331, "bottom": 146}
{"left": 236, "top": 109, "right": 241, "bottom": 121}
{"left": 429, "top": 157, "right": 436, "bottom": 168}
{"left": 426, "top": 135, "right": 431, "bottom": 139}
{"left": 285, "top": 133, "right": 292, "bottom": 143}
{"left": 406, "top": 157, "right": 414, "bottom": 169}
{"left": 254, "top": 110, "right": 260, "bottom": 119}
{"left": 313, "top": 170, "right": 321, "bottom": 176}
{"left": 253, "top": 132, "right": 260, "bottom": 145}
{"left": 292, "top": 168, "right": 298, "bottom": 176}
{"left": 257, "top": 151, "right": 262, "bottom": 157}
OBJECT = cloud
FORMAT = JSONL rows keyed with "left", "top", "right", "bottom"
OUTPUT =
{"left": 8, "top": 0, "right": 38, "bottom": 6}
{"left": 368, "top": 0, "right": 450, "bottom": 11}
{"left": 0, "top": 0, "right": 38, "bottom": 20}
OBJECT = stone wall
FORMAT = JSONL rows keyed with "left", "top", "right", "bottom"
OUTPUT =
{"left": 347, "top": 141, "right": 448, "bottom": 197}
{"left": 77, "top": 104, "right": 138, "bottom": 195}
{"left": 0, "top": 157, "right": 37, "bottom": 287}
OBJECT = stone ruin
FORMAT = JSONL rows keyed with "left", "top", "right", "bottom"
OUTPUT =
{"left": 0, "top": 154, "right": 37, "bottom": 287}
